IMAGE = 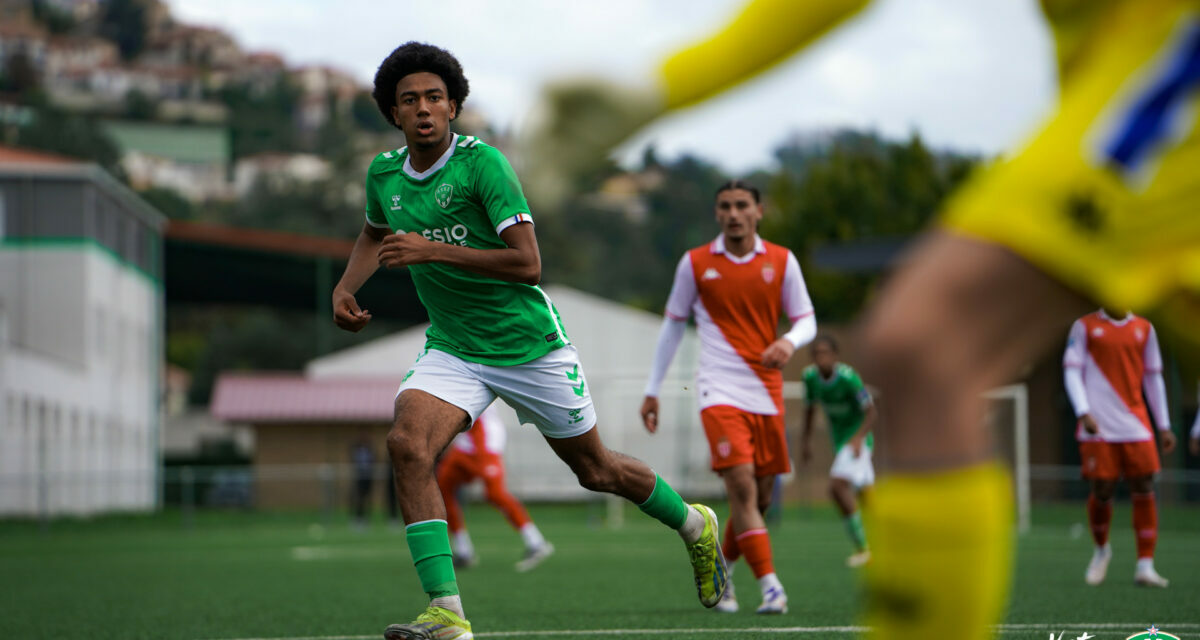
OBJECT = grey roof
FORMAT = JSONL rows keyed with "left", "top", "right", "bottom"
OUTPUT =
{"left": 0, "top": 161, "right": 168, "bottom": 231}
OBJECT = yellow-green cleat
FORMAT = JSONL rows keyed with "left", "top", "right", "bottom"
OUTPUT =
{"left": 383, "top": 606, "right": 473, "bottom": 640}
{"left": 686, "top": 503, "right": 728, "bottom": 608}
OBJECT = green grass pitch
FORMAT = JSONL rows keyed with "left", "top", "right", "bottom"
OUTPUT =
{"left": 1, "top": 502, "right": 1197, "bottom": 639}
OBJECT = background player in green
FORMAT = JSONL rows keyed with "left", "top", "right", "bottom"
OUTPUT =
{"left": 800, "top": 335, "right": 877, "bottom": 568}
{"left": 330, "top": 42, "right": 726, "bottom": 640}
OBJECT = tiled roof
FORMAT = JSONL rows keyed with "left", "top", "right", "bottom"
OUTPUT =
{"left": 210, "top": 373, "right": 403, "bottom": 423}
{"left": 0, "top": 145, "right": 79, "bottom": 165}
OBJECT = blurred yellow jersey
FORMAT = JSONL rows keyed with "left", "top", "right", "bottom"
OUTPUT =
{"left": 942, "top": 0, "right": 1200, "bottom": 349}
{"left": 658, "top": 0, "right": 1200, "bottom": 348}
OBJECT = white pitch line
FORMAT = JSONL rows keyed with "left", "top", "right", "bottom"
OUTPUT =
{"left": 290, "top": 546, "right": 406, "bottom": 561}
{"left": 207, "top": 622, "right": 1200, "bottom": 640}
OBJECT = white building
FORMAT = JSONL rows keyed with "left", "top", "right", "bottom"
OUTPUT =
{"left": 102, "top": 120, "right": 231, "bottom": 202}
{"left": 0, "top": 146, "right": 166, "bottom": 517}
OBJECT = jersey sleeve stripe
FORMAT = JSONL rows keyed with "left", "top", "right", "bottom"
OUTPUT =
{"left": 789, "top": 310, "right": 815, "bottom": 322}
{"left": 665, "top": 311, "right": 688, "bottom": 321}
{"left": 494, "top": 213, "right": 533, "bottom": 235}
{"left": 364, "top": 212, "right": 390, "bottom": 229}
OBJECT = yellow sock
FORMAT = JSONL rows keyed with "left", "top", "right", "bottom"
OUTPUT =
{"left": 863, "top": 463, "right": 1013, "bottom": 640}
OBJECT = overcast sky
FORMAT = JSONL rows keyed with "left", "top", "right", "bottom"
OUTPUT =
{"left": 166, "top": 0, "right": 1058, "bottom": 173}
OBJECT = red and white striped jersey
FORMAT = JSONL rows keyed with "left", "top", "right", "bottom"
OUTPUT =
{"left": 451, "top": 403, "right": 507, "bottom": 455}
{"left": 665, "top": 234, "right": 813, "bottom": 415}
{"left": 1063, "top": 311, "right": 1163, "bottom": 442}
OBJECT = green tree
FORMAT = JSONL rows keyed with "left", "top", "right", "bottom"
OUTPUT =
{"left": 138, "top": 186, "right": 195, "bottom": 220}
{"left": 14, "top": 102, "right": 126, "bottom": 180}
{"left": 31, "top": 0, "right": 76, "bottom": 34}
{"left": 351, "top": 91, "right": 390, "bottom": 133}
{"left": 0, "top": 51, "right": 40, "bottom": 94}
{"left": 123, "top": 88, "right": 158, "bottom": 120}
{"left": 99, "top": 0, "right": 150, "bottom": 61}
{"left": 760, "top": 130, "right": 980, "bottom": 320}
{"left": 220, "top": 79, "right": 301, "bottom": 160}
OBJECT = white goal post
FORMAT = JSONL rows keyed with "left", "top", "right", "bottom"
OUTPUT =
{"left": 984, "top": 384, "right": 1031, "bottom": 535}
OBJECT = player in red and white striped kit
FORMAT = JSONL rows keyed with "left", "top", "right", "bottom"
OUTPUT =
{"left": 437, "top": 402, "right": 554, "bottom": 572}
{"left": 1063, "top": 309, "right": 1177, "bottom": 588}
{"left": 641, "top": 180, "right": 816, "bottom": 614}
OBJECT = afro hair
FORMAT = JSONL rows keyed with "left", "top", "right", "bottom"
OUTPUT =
{"left": 372, "top": 42, "right": 470, "bottom": 130}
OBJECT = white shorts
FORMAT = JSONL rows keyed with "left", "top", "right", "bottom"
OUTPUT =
{"left": 830, "top": 444, "right": 875, "bottom": 489}
{"left": 398, "top": 345, "right": 597, "bottom": 439}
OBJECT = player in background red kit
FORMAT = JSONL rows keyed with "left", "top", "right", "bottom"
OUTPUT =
{"left": 438, "top": 402, "right": 555, "bottom": 572}
{"left": 1063, "top": 310, "right": 1177, "bottom": 587}
{"left": 642, "top": 180, "right": 816, "bottom": 614}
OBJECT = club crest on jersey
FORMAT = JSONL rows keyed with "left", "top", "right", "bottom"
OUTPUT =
{"left": 435, "top": 183, "right": 454, "bottom": 208}
{"left": 1134, "top": 328, "right": 1144, "bottom": 341}
{"left": 762, "top": 263, "right": 776, "bottom": 283}
{"left": 1092, "top": 327, "right": 1105, "bottom": 338}
{"left": 390, "top": 194, "right": 403, "bottom": 211}
{"left": 702, "top": 267, "right": 721, "bottom": 281}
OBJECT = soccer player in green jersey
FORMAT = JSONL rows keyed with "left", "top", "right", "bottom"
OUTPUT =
{"left": 800, "top": 335, "right": 877, "bottom": 568}
{"left": 330, "top": 42, "right": 726, "bottom": 640}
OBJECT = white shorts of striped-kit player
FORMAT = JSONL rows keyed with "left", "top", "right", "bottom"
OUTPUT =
{"left": 398, "top": 345, "right": 597, "bottom": 439}
{"left": 829, "top": 445, "right": 874, "bottom": 489}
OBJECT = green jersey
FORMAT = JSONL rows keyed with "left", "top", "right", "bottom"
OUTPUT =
{"left": 802, "top": 363, "right": 873, "bottom": 453}
{"left": 364, "top": 134, "right": 568, "bottom": 365}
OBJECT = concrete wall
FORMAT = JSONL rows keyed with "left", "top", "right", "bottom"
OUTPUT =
{"left": 0, "top": 243, "right": 161, "bottom": 516}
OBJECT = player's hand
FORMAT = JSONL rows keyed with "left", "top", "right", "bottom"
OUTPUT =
{"left": 332, "top": 288, "right": 371, "bottom": 333}
{"left": 640, "top": 396, "right": 660, "bottom": 434}
{"left": 760, "top": 338, "right": 795, "bottom": 369}
{"left": 850, "top": 435, "right": 865, "bottom": 457}
{"left": 1159, "top": 430, "right": 1176, "bottom": 454}
{"left": 520, "top": 77, "right": 664, "bottom": 210}
{"left": 1190, "top": 436, "right": 1200, "bottom": 456}
{"left": 1080, "top": 414, "right": 1100, "bottom": 435}
{"left": 378, "top": 232, "right": 436, "bottom": 269}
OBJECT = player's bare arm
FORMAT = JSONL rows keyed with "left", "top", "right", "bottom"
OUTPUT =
{"left": 800, "top": 403, "right": 815, "bottom": 464}
{"left": 1159, "top": 429, "right": 1176, "bottom": 454}
{"left": 849, "top": 402, "right": 877, "bottom": 456}
{"left": 379, "top": 222, "right": 541, "bottom": 285}
{"left": 1079, "top": 413, "right": 1100, "bottom": 435}
{"left": 332, "top": 222, "right": 389, "bottom": 332}
{"left": 640, "top": 396, "right": 659, "bottom": 433}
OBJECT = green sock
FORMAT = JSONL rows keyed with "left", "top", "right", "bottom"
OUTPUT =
{"left": 845, "top": 510, "right": 868, "bottom": 551}
{"left": 637, "top": 474, "right": 689, "bottom": 530}
{"left": 406, "top": 520, "right": 459, "bottom": 598}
